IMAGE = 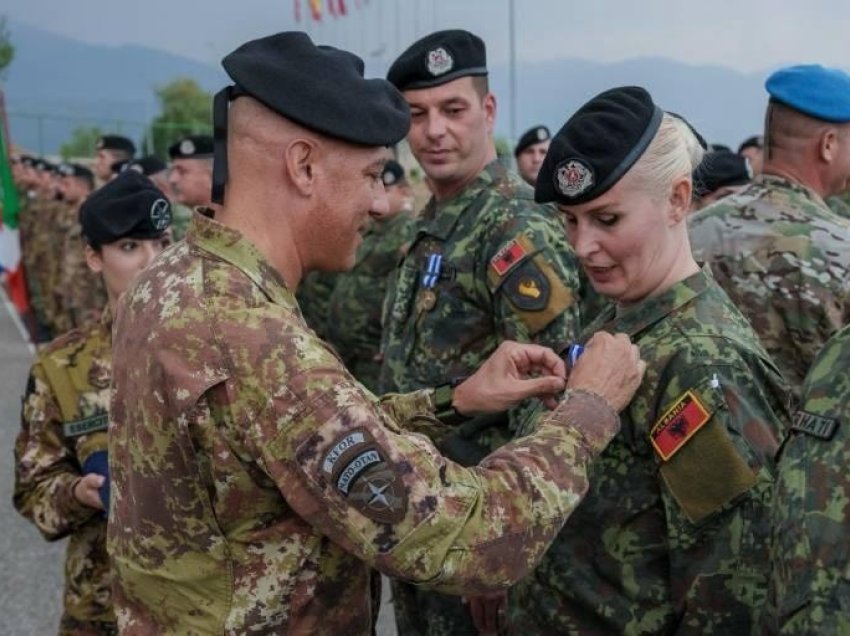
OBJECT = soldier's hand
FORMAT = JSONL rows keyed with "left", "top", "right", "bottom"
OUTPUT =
{"left": 567, "top": 331, "right": 645, "bottom": 411}
{"left": 73, "top": 473, "right": 106, "bottom": 511}
{"left": 464, "top": 591, "right": 507, "bottom": 635}
{"left": 453, "top": 341, "right": 567, "bottom": 415}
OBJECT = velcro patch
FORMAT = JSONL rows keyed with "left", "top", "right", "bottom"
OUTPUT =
{"left": 792, "top": 410, "right": 839, "bottom": 440}
{"left": 489, "top": 235, "right": 533, "bottom": 279}
{"left": 651, "top": 391, "right": 711, "bottom": 461}
{"left": 348, "top": 464, "right": 407, "bottom": 524}
{"left": 504, "top": 260, "right": 551, "bottom": 311}
{"left": 63, "top": 412, "right": 108, "bottom": 438}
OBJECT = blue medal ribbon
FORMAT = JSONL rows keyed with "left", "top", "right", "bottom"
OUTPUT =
{"left": 421, "top": 253, "right": 443, "bottom": 289}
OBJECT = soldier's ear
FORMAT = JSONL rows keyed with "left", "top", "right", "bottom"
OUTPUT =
{"left": 667, "top": 176, "right": 692, "bottom": 225}
{"left": 285, "top": 138, "right": 318, "bottom": 196}
{"left": 84, "top": 244, "right": 104, "bottom": 274}
{"left": 818, "top": 127, "right": 840, "bottom": 164}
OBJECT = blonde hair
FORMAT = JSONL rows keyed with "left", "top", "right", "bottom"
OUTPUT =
{"left": 630, "top": 113, "right": 705, "bottom": 201}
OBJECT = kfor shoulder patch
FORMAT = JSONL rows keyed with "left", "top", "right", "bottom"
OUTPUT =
{"left": 792, "top": 410, "right": 839, "bottom": 440}
{"left": 650, "top": 391, "right": 711, "bottom": 461}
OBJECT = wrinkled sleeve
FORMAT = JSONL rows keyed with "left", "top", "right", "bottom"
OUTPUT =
{"left": 244, "top": 357, "right": 619, "bottom": 595}
{"left": 655, "top": 361, "right": 783, "bottom": 631}
{"left": 13, "top": 365, "right": 96, "bottom": 540}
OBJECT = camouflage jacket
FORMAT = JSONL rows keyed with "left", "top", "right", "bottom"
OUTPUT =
{"left": 509, "top": 267, "right": 791, "bottom": 634}
{"left": 58, "top": 214, "right": 106, "bottom": 332}
{"left": 13, "top": 310, "right": 114, "bottom": 625}
{"left": 108, "top": 211, "right": 620, "bottom": 635}
{"left": 379, "top": 161, "right": 582, "bottom": 461}
{"left": 689, "top": 175, "right": 850, "bottom": 400}
{"left": 296, "top": 269, "right": 338, "bottom": 338}
{"left": 766, "top": 324, "right": 850, "bottom": 634}
{"left": 325, "top": 212, "right": 415, "bottom": 392}
{"left": 22, "top": 196, "right": 68, "bottom": 336}
{"left": 827, "top": 189, "right": 850, "bottom": 220}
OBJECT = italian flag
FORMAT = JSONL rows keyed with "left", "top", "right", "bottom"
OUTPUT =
{"left": 0, "top": 89, "right": 27, "bottom": 313}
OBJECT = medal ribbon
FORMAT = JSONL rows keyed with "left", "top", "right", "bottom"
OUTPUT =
{"left": 421, "top": 253, "right": 443, "bottom": 289}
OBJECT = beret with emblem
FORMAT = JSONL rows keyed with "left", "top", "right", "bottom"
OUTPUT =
{"left": 514, "top": 125, "right": 550, "bottom": 157}
{"left": 737, "top": 135, "right": 763, "bottom": 153}
{"left": 212, "top": 31, "right": 410, "bottom": 202}
{"left": 21, "top": 155, "right": 37, "bottom": 168}
{"left": 127, "top": 155, "right": 168, "bottom": 176}
{"left": 387, "top": 29, "right": 487, "bottom": 91}
{"left": 693, "top": 151, "right": 752, "bottom": 197}
{"left": 96, "top": 134, "right": 136, "bottom": 155}
{"left": 535, "top": 86, "right": 663, "bottom": 205}
{"left": 168, "top": 135, "right": 214, "bottom": 159}
{"left": 766, "top": 64, "right": 850, "bottom": 123}
{"left": 80, "top": 170, "right": 172, "bottom": 247}
{"left": 382, "top": 159, "right": 406, "bottom": 187}
{"left": 58, "top": 163, "right": 94, "bottom": 181}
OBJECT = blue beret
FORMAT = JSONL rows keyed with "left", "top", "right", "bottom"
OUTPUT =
{"left": 80, "top": 171, "right": 172, "bottom": 247}
{"left": 765, "top": 64, "right": 850, "bottom": 123}
{"left": 536, "top": 86, "right": 663, "bottom": 205}
{"left": 515, "top": 126, "right": 551, "bottom": 157}
{"left": 168, "top": 135, "right": 214, "bottom": 159}
{"left": 388, "top": 30, "right": 487, "bottom": 91}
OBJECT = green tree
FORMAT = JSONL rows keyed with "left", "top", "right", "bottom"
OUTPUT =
{"left": 0, "top": 16, "right": 15, "bottom": 80}
{"left": 148, "top": 78, "right": 212, "bottom": 157}
{"left": 59, "top": 125, "right": 104, "bottom": 159}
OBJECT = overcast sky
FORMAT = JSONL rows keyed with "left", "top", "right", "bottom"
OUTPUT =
{"left": 4, "top": 0, "right": 850, "bottom": 75}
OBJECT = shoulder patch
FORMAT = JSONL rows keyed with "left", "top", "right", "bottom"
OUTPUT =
{"left": 792, "top": 410, "right": 839, "bottom": 440}
{"left": 489, "top": 234, "right": 535, "bottom": 281}
{"left": 650, "top": 390, "right": 711, "bottom": 461}
{"left": 63, "top": 412, "right": 109, "bottom": 437}
{"left": 500, "top": 253, "right": 575, "bottom": 334}
{"left": 504, "top": 259, "right": 551, "bottom": 311}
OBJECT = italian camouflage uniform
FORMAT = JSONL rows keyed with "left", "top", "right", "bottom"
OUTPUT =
{"left": 509, "top": 267, "right": 791, "bottom": 634}
{"left": 169, "top": 202, "right": 193, "bottom": 241}
{"left": 689, "top": 175, "right": 850, "bottom": 400}
{"left": 378, "top": 161, "right": 582, "bottom": 635}
{"left": 57, "top": 216, "right": 106, "bottom": 331}
{"left": 297, "top": 269, "right": 338, "bottom": 338}
{"left": 766, "top": 324, "right": 850, "bottom": 634}
{"left": 108, "top": 211, "right": 618, "bottom": 635}
{"left": 14, "top": 310, "right": 116, "bottom": 635}
{"left": 325, "top": 212, "right": 415, "bottom": 392}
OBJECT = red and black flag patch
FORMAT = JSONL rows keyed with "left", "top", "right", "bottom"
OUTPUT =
{"left": 650, "top": 391, "right": 711, "bottom": 461}
{"left": 489, "top": 236, "right": 531, "bottom": 278}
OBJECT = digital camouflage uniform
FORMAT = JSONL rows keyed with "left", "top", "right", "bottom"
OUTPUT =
{"left": 827, "top": 188, "right": 850, "bottom": 220}
{"left": 766, "top": 324, "right": 850, "bottom": 634}
{"left": 325, "top": 212, "right": 415, "bottom": 392}
{"left": 169, "top": 202, "right": 193, "bottom": 241}
{"left": 108, "top": 211, "right": 618, "bottom": 635}
{"left": 57, "top": 216, "right": 107, "bottom": 331}
{"left": 689, "top": 175, "right": 850, "bottom": 400}
{"left": 509, "top": 267, "right": 791, "bottom": 634}
{"left": 14, "top": 311, "right": 116, "bottom": 635}
{"left": 296, "top": 269, "right": 338, "bottom": 338}
{"left": 378, "top": 161, "right": 582, "bottom": 635}
{"left": 21, "top": 194, "right": 64, "bottom": 339}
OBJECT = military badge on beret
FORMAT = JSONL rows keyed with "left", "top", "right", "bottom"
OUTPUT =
{"left": 96, "top": 138, "right": 105, "bottom": 150}
{"left": 149, "top": 198, "right": 172, "bottom": 230}
{"left": 180, "top": 139, "right": 196, "bottom": 156}
{"left": 536, "top": 127, "right": 548, "bottom": 141}
{"left": 555, "top": 159, "right": 594, "bottom": 198}
{"left": 426, "top": 47, "right": 454, "bottom": 76}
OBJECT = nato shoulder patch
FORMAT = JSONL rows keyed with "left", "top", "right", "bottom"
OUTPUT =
{"left": 650, "top": 390, "right": 711, "bottom": 461}
{"left": 792, "top": 410, "right": 839, "bottom": 440}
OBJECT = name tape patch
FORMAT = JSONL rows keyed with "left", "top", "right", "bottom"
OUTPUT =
{"left": 337, "top": 449, "right": 383, "bottom": 495}
{"left": 792, "top": 410, "right": 839, "bottom": 440}
{"left": 650, "top": 390, "right": 711, "bottom": 461}
{"left": 63, "top": 413, "right": 108, "bottom": 438}
{"left": 323, "top": 431, "right": 367, "bottom": 474}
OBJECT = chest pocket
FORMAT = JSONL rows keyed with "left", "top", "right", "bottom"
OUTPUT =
{"left": 650, "top": 375, "right": 758, "bottom": 525}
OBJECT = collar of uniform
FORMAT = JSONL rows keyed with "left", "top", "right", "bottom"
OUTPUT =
{"left": 423, "top": 160, "right": 506, "bottom": 240}
{"left": 186, "top": 208, "right": 292, "bottom": 306}
{"left": 593, "top": 265, "right": 714, "bottom": 340}
{"left": 757, "top": 173, "right": 828, "bottom": 208}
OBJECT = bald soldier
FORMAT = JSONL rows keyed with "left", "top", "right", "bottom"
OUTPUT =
{"left": 107, "top": 32, "right": 644, "bottom": 635}
{"left": 690, "top": 64, "right": 850, "bottom": 399}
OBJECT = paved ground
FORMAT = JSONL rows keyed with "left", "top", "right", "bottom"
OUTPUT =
{"left": 0, "top": 292, "right": 397, "bottom": 634}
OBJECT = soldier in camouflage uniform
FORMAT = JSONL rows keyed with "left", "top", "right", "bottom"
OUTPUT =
{"left": 690, "top": 65, "right": 850, "bottom": 400}
{"left": 381, "top": 30, "right": 583, "bottom": 635}
{"left": 766, "top": 324, "right": 850, "bottom": 634}
{"left": 14, "top": 171, "right": 173, "bottom": 635}
{"left": 167, "top": 135, "right": 215, "bottom": 240}
{"left": 827, "top": 187, "right": 850, "bottom": 219}
{"left": 55, "top": 164, "right": 106, "bottom": 333}
{"left": 506, "top": 87, "right": 791, "bottom": 635}
{"left": 325, "top": 159, "right": 415, "bottom": 391}
{"left": 107, "top": 32, "right": 645, "bottom": 636}
{"left": 296, "top": 269, "right": 338, "bottom": 337}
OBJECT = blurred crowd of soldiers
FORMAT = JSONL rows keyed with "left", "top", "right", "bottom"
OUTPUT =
{"left": 5, "top": 24, "right": 850, "bottom": 636}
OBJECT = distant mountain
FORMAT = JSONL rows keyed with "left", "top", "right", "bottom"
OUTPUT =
{"left": 3, "top": 19, "right": 786, "bottom": 155}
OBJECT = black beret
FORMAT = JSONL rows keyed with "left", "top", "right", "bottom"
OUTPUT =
{"left": 693, "top": 151, "right": 752, "bottom": 197}
{"left": 111, "top": 159, "right": 130, "bottom": 175}
{"left": 168, "top": 135, "right": 214, "bottom": 159}
{"left": 535, "top": 86, "right": 663, "bottom": 205}
{"left": 20, "top": 155, "right": 37, "bottom": 167}
{"left": 35, "top": 158, "right": 57, "bottom": 172}
{"left": 514, "top": 125, "right": 550, "bottom": 157}
{"left": 80, "top": 171, "right": 172, "bottom": 247}
{"left": 737, "top": 135, "right": 763, "bottom": 153}
{"left": 127, "top": 156, "right": 168, "bottom": 176}
{"left": 387, "top": 29, "right": 487, "bottom": 91}
{"left": 58, "top": 163, "right": 94, "bottom": 181}
{"left": 382, "top": 159, "right": 406, "bottom": 187}
{"left": 96, "top": 135, "right": 136, "bottom": 155}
